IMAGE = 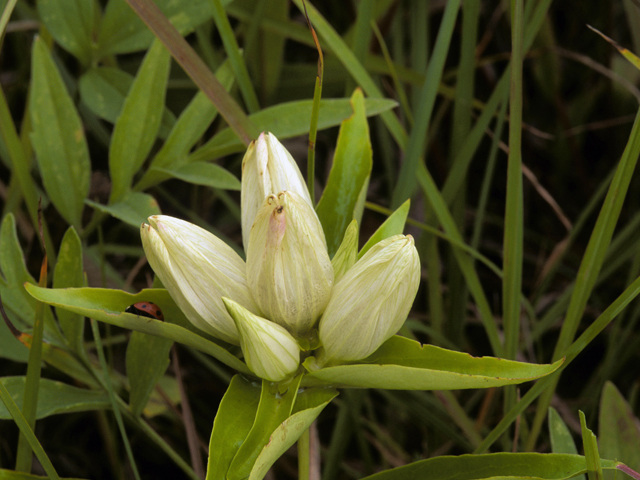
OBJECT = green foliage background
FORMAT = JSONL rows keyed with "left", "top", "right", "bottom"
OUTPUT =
{"left": 0, "top": 0, "right": 640, "bottom": 479}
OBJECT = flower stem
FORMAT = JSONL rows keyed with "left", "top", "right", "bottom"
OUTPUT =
{"left": 298, "top": 427, "right": 311, "bottom": 480}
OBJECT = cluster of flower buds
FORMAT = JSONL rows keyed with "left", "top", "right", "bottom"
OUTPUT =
{"left": 141, "top": 132, "right": 421, "bottom": 382}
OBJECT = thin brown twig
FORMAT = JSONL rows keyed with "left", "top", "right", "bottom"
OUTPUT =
{"left": 554, "top": 46, "right": 640, "bottom": 103}
{"left": 484, "top": 130, "right": 573, "bottom": 232}
{"left": 563, "top": 114, "right": 637, "bottom": 137}
{"left": 123, "top": 256, "right": 148, "bottom": 292}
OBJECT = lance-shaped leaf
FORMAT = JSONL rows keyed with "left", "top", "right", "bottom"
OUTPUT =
{"left": 357, "top": 453, "right": 620, "bottom": 480}
{"left": 206, "top": 375, "right": 261, "bottom": 480}
{"left": 0, "top": 377, "right": 109, "bottom": 420}
{"left": 189, "top": 97, "right": 398, "bottom": 162}
{"left": 303, "top": 336, "right": 563, "bottom": 389}
{"left": 359, "top": 199, "right": 410, "bottom": 258}
{"left": 38, "top": 0, "right": 95, "bottom": 65}
{"left": 227, "top": 376, "right": 302, "bottom": 480}
{"left": 316, "top": 88, "right": 372, "bottom": 257}
{"left": 53, "top": 227, "right": 85, "bottom": 354}
{"left": 126, "top": 331, "right": 172, "bottom": 417}
{"left": 30, "top": 37, "right": 91, "bottom": 228}
{"left": 109, "top": 40, "right": 170, "bottom": 202}
{"left": 248, "top": 387, "right": 338, "bottom": 480}
{"left": 599, "top": 382, "right": 640, "bottom": 480}
{"left": 86, "top": 192, "right": 161, "bottom": 228}
{"left": 24, "top": 285, "right": 251, "bottom": 375}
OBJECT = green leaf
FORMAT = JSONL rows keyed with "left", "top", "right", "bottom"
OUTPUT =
{"left": 85, "top": 192, "right": 161, "bottom": 228}
{"left": 135, "top": 60, "right": 236, "bottom": 191}
{"left": 549, "top": 407, "right": 579, "bottom": 455}
{"left": 206, "top": 375, "right": 261, "bottom": 480}
{"left": 302, "top": 336, "right": 562, "bottom": 390}
{"left": 0, "top": 377, "right": 109, "bottom": 419}
{"left": 78, "top": 67, "right": 176, "bottom": 136}
{"left": 359, "top": 199, "right": 410, "bottom": 258}
{"left": 359, "top": 453, "right": 619, "bottom": 480}
{"left": 37, "top": 0, "right": 95, "bottom": 65}
{"left": 0, "top": 215, "right": 64, "bottom": 346}
{"left": 23, "top": 285, "right": 251, "bottom": 375}
{"left": 30, "top": 37, "right": 91, "bottom": 228}
{"left": 391, "top": 0, "right": 461, "bottom": 207}
{"left": 97, "top": 0, "right": 213, "bottom": 56}
{"left": 316, "top": 88, "right": 372, "bottom": 257}
{"left": 599, "top": 382, "right": 640, "bottom": 479}
{"left": 248, "top": 387, "right": 338, "bottom": 480}
{"left": 152, "top": 163, "right": 241, "bottom": 191}
{"left": 227, "top": 376, "right": 302, "bottom": 480}
{"left": 210, "top": 0, "right": 259, "bottom": 113}
{"left": 0, "top": 381, "right": 62, "bottom": 480}
{"left": 109, "top": 40, "right": 170, "bottom": 202}
{"left": 549, "top": 408, "right": 587, "bottom": 480}
{"left": 580, "top": 411, "right": 604, "bottom": 480}
{"left": 189, "top": 97, "right": 398, "bottom": 162}
{"left": 53, "top": 227, "right": 85, "bottom": 354}
{"left": 0, "top": 309, "right": 28, "bottom": 362}
{"left": 0, "top": 469, "right": 86, "bottom": 479}
{"left": 331, "top": 219, "right": 358, "bottom": 281}
{"left": 126, "top": 331, "right": 172, "bottom": 417}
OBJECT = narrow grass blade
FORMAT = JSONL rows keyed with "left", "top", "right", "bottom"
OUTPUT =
{"left": 0, "top": 381, "right": 61, "bottom": 480}
{"left": 588, "top": 25, "right": 640, "bottom": 72}
{"left": 580, "top": 411, "right": 604, "bottom": 480}
{"left": 124, "top": 0, "right": 258, "bottom": 145}
{"left": 289, "top": 0, "right": 407, "bottom": 148}
{"left": 14, "top": 256, "right": 47, "bottom": 472}
{"left": 345, "top": 0, "right": 373, "bottom": 95}
{"left": 0, "top": 0, "right": 18, "bottom": 44}
{"left": 209, "top": 0, "right": 260, "bottom": 113}
{"left": 90, "top": 319, "right": 141, "bottom": 480}
{"left": 391, "top": 0, "right": 461, "bottom": 208}
{"left": 502, "top": 0, "right": 525, "bottom": 419}
{"left": 444, "top": 0, "right": 480, "bottom": 346}
{"left": 527, "top": 106, "right": 640, "bottom": 450}
{"left": 417, "top": 165, "right": 503, "bottom": 357}
{"left": 475, "top": 271, "right": 640, "bottom": 454}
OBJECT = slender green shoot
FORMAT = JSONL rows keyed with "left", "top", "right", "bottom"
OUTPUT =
{"left": 15, "top": 258, "right": 47, "bottom": 472}
{"left": 302, "top": 0, "right": 323, "bottom": 203}
{"left": 90, "top": 319, "right": 142, "bottom": 480}
{"left": 502, "top": 0, "right": 525, "bottom": 416}
{"left": 0, "top": 381, "right": 61, "bottom": 480}
{"left": 210, "top": 0, "right": 260, "bottom": 113}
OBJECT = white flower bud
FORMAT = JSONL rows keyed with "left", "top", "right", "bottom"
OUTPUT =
{"left": 318, "top": 235, "right": 420, "bottom": 364}
{"left": 241, "top": 132, "right": 312, "bottom": 251}
{"left": 246, "top": 191, "right": 333, "bottom": 336}
{"left": 141, "top": 215, "right": 260, "bottom": 345}
{"left": 222, "top": 297, "right": 300, "bottom": 382}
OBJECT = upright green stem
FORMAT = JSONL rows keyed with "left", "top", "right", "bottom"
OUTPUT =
{"left": 503, "top": 0, "right": 525, "bottom": 414}
{"left": 91, "top": 319, "right": 142, "bottom": 480}
{"left": 298, "top": 427, "right": 311, "bottom": 480}
{"left": 303, "top": 0, "right": 323, "bottom": 203}
{"left": 15, "top": 259, "right": 47, "bottom": 472}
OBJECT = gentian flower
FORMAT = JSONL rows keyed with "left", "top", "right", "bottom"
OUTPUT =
{"left": 141, "top": 132, "right": 421, "bottom": 382}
